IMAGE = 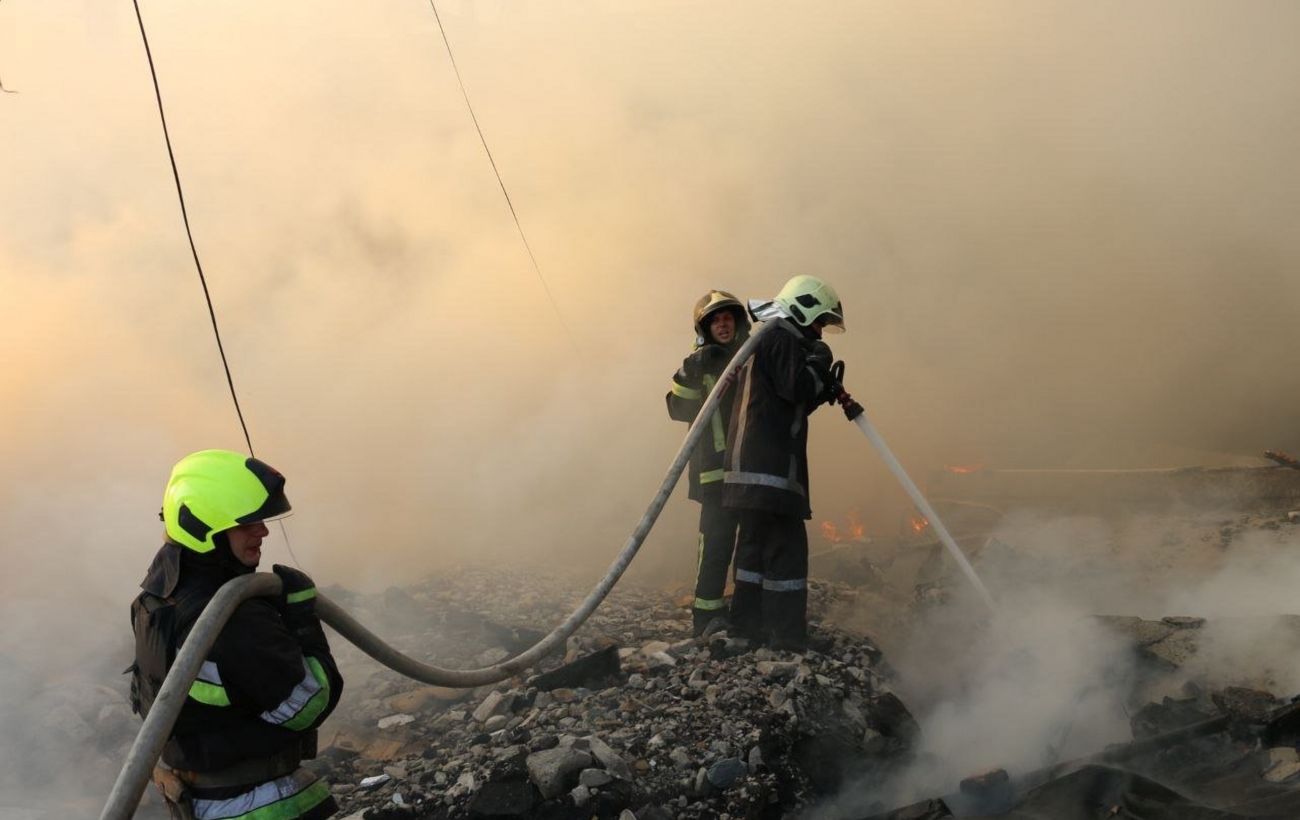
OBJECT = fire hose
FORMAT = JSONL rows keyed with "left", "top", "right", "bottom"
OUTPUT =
{"left": 99, "top": 323, "right": 775, "bottom": 820}
{"left": 102, "top": 322, "right": 996, "bottom": 818}
{"left": 826, "top": 362, "right": 997, "bottom": 611}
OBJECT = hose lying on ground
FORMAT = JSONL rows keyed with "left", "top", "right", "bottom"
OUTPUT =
{"left": 99, "top": 322, "right": 773, "bottom": 820}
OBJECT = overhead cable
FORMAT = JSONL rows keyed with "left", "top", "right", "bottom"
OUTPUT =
{"left": 427, "top": 1, "right": 577, "bottom": 350}
{"left": 129, "top": 0, "right": 304, "bottom": 567}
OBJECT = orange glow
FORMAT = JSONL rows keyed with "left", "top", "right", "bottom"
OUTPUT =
{"left": 821, "top": 521, "right": 842, "bottom": 543}
{"left": 910, "top": 515, "right": 930, "bottom": 534}
{"left": 846, "top": 509, "right": 865, "bottom": 540}
{"left": 945, "top": 464, "right": 984, "bottom": 474}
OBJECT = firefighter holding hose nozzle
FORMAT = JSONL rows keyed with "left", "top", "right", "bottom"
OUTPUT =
{"left": 128, "top": 450, "right": 343, "bottom": 819}
{"left": 723, "top": 275, "right": 846, "bottom": 652}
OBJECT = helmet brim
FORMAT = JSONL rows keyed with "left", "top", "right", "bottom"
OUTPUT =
{"left": 236, "top": 490, "right": 292, "bottom": 525}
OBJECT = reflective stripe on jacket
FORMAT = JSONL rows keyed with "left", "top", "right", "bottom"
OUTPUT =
{"left": 665, "top": 343, "right": 741, "bottom": 503}
{"left": 131, "top": 543, "right": 344, "bottom": 777}
{"left": 722, "top": 318, "right": 824, "bottom": 518}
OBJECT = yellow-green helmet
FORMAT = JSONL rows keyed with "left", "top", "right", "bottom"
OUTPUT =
{"left": 773, "top": 275, "right": 845, "bottom": 333}
{"left": 162, "top": 449, "right": 291, "bottom": 553}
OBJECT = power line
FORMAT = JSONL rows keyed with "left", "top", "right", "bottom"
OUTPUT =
{"left": 131, "top": 0, "right": 254, "bottom": 455}
{"left": 130, "top": 0, "right": 304, "bottom": 568}
{"left": 427, "top": 0, "right": 577, "bottom": 350}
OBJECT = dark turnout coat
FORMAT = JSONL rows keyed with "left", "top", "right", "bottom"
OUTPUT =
{"left": 666, "top": 341, "right": 743, "bottom": 503}
{"left": 130, "top": 543, "right": 343, "bottom": 774}
{"left": 722, "top": 318, "right": 826, "bottom": 519}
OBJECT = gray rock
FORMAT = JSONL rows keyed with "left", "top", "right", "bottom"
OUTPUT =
{"left": 756, "top": 661, "right": 799, "bottom": 681}
{"left": 647, "top": 651, "right": 678, "bottom": 670}
{"left": 707, "top": 757, "right": 747, "bottom": 790}
{"left": 669, "top": 747, "right": 693, "bottom": 769}
{"left": 693, "top": 766, "right": 710, "bottom": 796}
{"left": 473, "top": 691, "right": 515, "bottom": 723}
{"left": 483, "top": 715, "right": 508, "bottom": 732}
{"left": 526, "top": 746, "right": 593, "bottom": 799}
{"left": 587, "top": 735, "right": 634, "bottom": 780}
{"left": 377, "top": 713, "right": 415, "bottom": 730}
{"left": 570, "top": 784, "right": 592, "bottom": 807}
{"left": 579, "top": 768, "right": 612, "bottom": 788}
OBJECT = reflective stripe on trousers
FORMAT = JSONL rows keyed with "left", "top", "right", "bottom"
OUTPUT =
{"left": 762, "top": 577, "right": 806, "bottom": 592}
{"left": 191, "top": 768, "right": 331, "bottom": 820}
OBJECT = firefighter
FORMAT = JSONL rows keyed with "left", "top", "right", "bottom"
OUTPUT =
{"left": 723, "top": 275, "right": 844, "bottom": 651}
{"left": 129, "top": 449, "right": 343, "bottom": 820}
{"left": 667, "top": 290, "right": 752, "bottom": 636}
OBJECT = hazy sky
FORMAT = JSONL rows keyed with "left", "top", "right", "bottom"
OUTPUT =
{"left": 7, "top": 2, "right": 1300, "bottom": 812}
{"left": 4, "top": 0, "right": 1300, "bottom": 656}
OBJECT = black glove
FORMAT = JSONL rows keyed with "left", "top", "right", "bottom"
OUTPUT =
{"left": 806, "top": 342, "right": 836, "bottom": 404}
{"left": 272, "top": 564, "right": 318, "bottom": 625}
{"left": 683, "top": 344, "right": 727, "bottom": 380}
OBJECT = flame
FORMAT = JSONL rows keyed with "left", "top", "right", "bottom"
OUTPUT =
{"left": 910, "top": 515, "right": 930, "bottom": 534}
{"left": 821, "top": 521, "right": 842, "bottom": 543}
{"left": 945, "top": 464, "right": 984, "bottom": 474}
{"left": 846, "top": 509, "right": 865, "bottom": 541}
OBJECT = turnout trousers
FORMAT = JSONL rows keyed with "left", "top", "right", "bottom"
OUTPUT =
{"left": 729, "top": 510, "right": 809, "bottom": 648}
{"left": 692, "top": 500, "right": 740, "bottom": 636}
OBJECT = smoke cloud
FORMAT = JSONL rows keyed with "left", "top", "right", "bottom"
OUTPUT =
{"left": 4, "top": 0, "right": 1300, "bottom": 812}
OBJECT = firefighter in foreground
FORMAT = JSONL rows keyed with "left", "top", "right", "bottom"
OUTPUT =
{"left": 667, "top": 290, "right": 752, "bottom": 636}
{"left": 129, "top": 449, "right": 343, "bottom": 819}
{"left": 723, "top": 275, "right": 844, "bottom": 651}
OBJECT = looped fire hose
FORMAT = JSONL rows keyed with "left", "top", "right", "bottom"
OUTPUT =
{"left": 99, "top": 322, "right": 774, "bottom": 820}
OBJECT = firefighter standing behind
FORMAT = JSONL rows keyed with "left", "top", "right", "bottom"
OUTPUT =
{"left": 129, "top": 450, "right": 343, "bottom": 819}
{"left": 666, "top": 290, "right": 752, "bottom": 637}
{"left": 723, "top": 275, "right": 844, "bottom": 651}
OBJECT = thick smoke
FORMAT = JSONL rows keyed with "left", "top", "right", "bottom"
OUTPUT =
{"left": 822, "top": 506, "right": 1300, "bottom": 815}
{"left": 3, "top": 0, "right": 1300, "bottom": 812}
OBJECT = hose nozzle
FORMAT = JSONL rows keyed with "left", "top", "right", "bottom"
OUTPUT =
{"left": 827, "top": 361, "right": 863, "bottom": 421}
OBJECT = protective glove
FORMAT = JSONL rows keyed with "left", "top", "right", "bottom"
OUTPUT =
{"left": 806, "top": 342, "right": 836, "bottom": 405}
{"left": 272, "top": 564, "right": 318, "bottom": 625}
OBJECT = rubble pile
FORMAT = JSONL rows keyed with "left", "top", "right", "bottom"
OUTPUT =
{"left": 312, "top": 569, "right": 916, "bottom": 819}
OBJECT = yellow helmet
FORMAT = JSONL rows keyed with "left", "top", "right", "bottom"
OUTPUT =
{"left": 692, "top": 290, "right": 750, "bottom": 342}
{"left": 773, "top": 275, "right": 844, "bottom": 333}
{"left": 162, "top": 449, "right": 291, "bottom": 553}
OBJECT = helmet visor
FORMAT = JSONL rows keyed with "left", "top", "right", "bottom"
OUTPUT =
{"left": 235, "top": 457, "right": 293, "bottom": 524}
{"left": 821, "top": 304, "right": 845, "bottom": 333}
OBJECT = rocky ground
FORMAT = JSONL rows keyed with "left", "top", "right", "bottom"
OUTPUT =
{"left": 17, "top": 485, "right": 1300, "bottom": 818}
{"left": 314, "top": 569, "right": 917, "bottom": 819}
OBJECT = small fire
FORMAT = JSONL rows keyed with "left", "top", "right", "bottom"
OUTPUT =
{"left": 820, "top": 508, "right": 867, "bottom": 544}
{"left": 909, "top": 515, "right": 930, "bottom": 535}
{"left": 845, "top": 509, "right": 865, "bottom": 541}
{"left": 945, "top": 464, "right": 984, "bottom": 474}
